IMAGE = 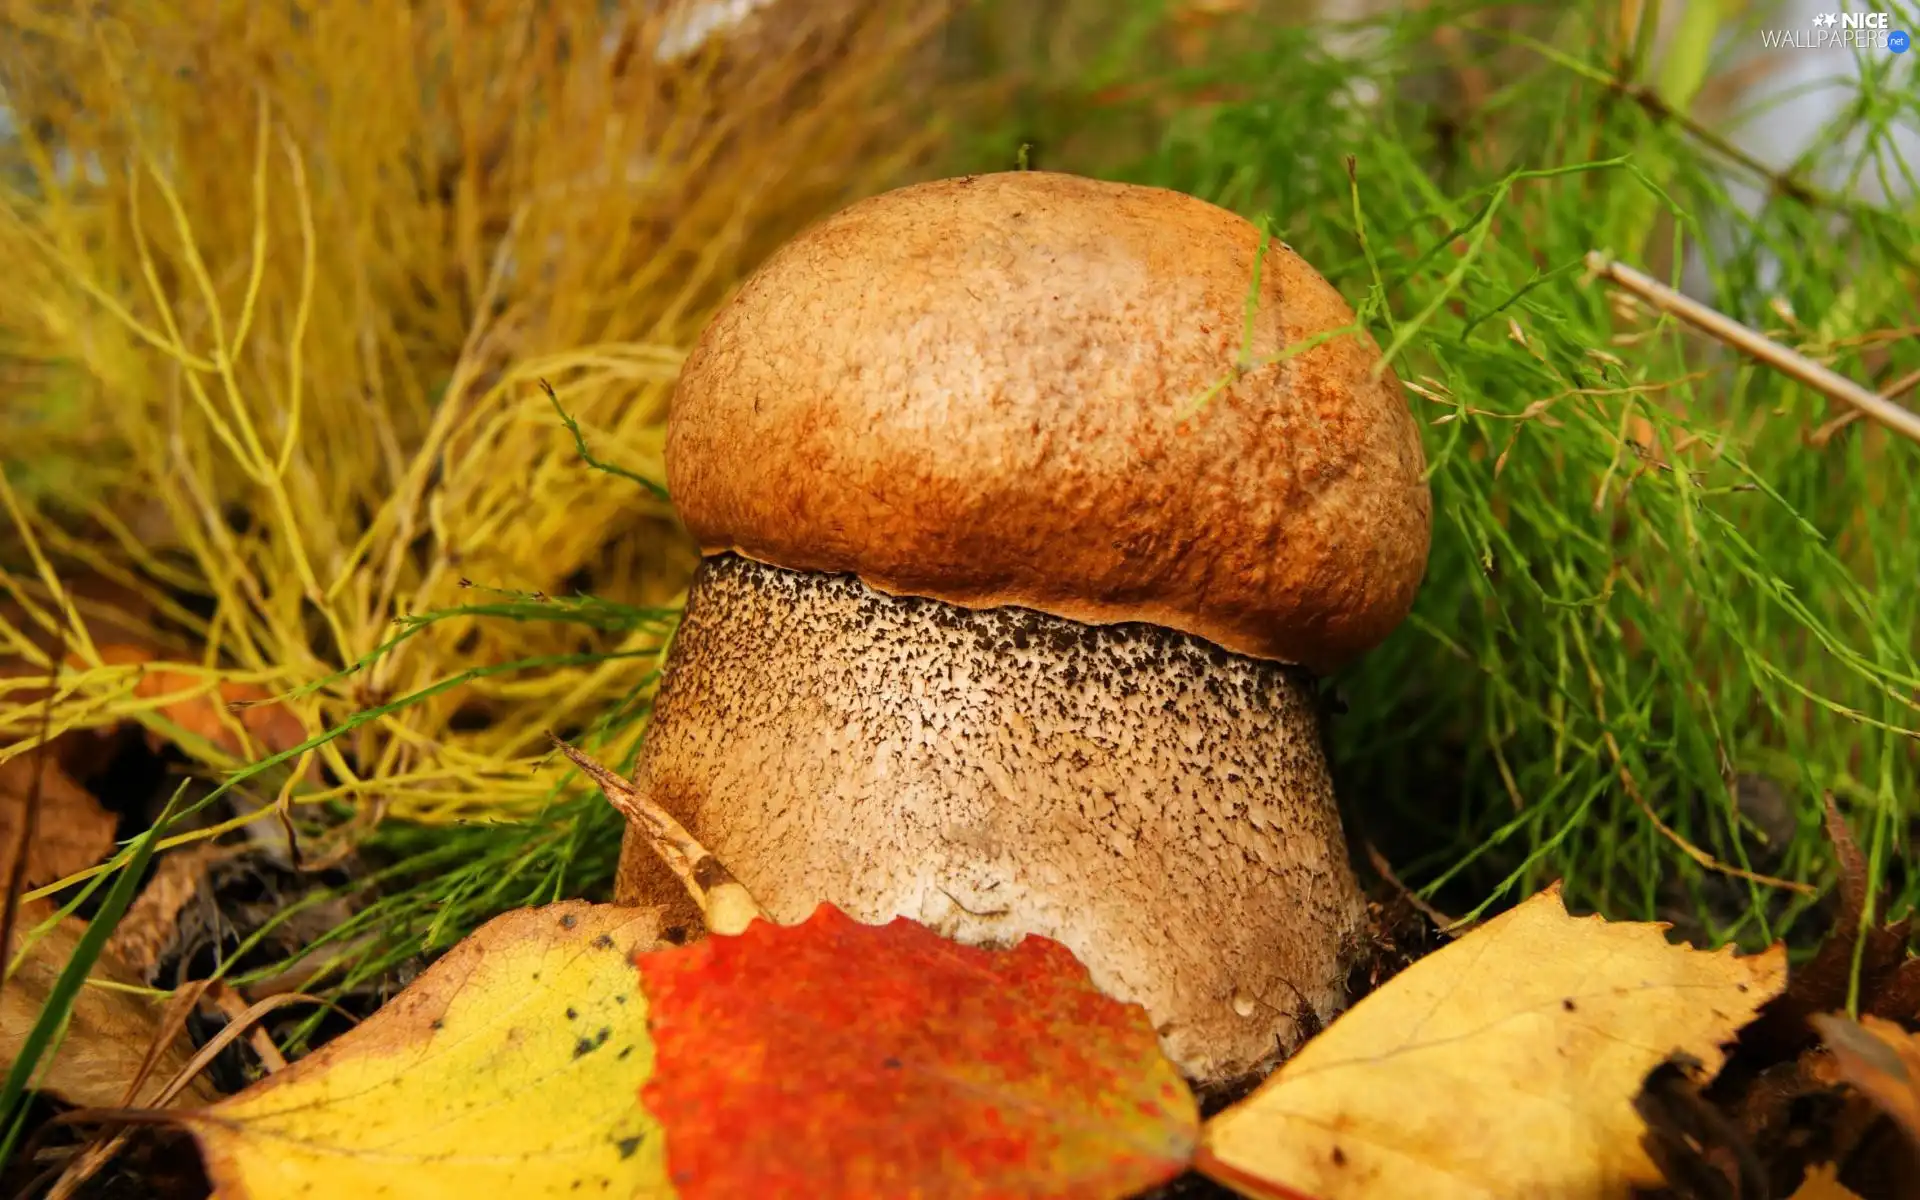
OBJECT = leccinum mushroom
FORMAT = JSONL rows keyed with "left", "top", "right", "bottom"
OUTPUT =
{"left": 616, "top": 170, "right": 1431, "bottom": 1083}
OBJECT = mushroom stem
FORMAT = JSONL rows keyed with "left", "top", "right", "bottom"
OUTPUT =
{"left": 550, "top": 734, "right": 766, "bottom": 936}
{"left": 617, "top": 554, "right": 1366, "bottom": 1082}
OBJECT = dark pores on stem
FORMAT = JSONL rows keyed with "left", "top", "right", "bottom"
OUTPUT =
{"left": 618, "top": 553, "right": 1366, "bottom": 1082}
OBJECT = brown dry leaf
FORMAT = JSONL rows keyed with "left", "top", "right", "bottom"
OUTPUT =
{"left": 90, "top": 643, "right": 311, "bottom": 767}
{"left": 104, "top": 844, "right": 235, "bottom": 982}
{"left": 1787, "top": 1161, "right": 1866, "bottom": 1200}
{"left": 1871, "top": 957, "right": 1920, "bottom": 1024}
{"left": 1811, "top": 1012, "right": 1920, "bottom": 1147}
{"left": 2, "top": 899, "right": 212, "bottom": 1109}
{"left": 0, "top": 749, "right": 118, "bottom": 888}
{"left": 1712, "top": 1048, "right": 1881, "bottom": 1192}
{"left": 1197, "top": 883, "right": 1787, "bottom": 1200}
{"left": 1632, "top": 1056, "right": 1769, "bottom": 1197}
{"left": 1746, "top": 800, "right": 1913, "bottom": 1060}
{"left": 2, "top": 582, "right": 308, "bottom": 772}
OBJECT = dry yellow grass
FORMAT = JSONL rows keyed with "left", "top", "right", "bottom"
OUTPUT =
{"left": 0, "top": 1, "right": 961, "bottom": 840}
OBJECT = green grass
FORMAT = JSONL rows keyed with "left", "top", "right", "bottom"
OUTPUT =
{"left": 6, "top": 0, "right": 1918, "bottom": 1123}
{"left": 1015, "top": 0, "right": 1919, "bottom": 948}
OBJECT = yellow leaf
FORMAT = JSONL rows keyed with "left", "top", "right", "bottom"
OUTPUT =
{"left": 188, "top": 902, "right": 668, "bottom": 1199}
{"left": 1197, "top": 883, "right": 1787, "bottom": 1200}
{"left": 1787, "top": 1162, "right": 1865, "bottom": 1200}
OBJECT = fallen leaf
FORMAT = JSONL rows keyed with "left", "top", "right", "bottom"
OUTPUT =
{"left": 188, "top": 902, "right": 666, "bottom": 1199}
{"left": 2, "top": 591, "right": 310, "bottom": 771}
{"left": 190, "top": 901, "right": 1196, "bottom": 1200}
{"left": 104, "top": 844, "right": 235, "bottom": 981}
{"left": 91, "top": 643, "right": 311, "bottom": 766}
{"left": 1, "top": 899, "right": 209, "bottom": 1109}
{"left": 1870, "top": 957, "right": 1920, "bottom": 1024}
{"left": 0, "top": 748, "right": 118, "bottom": 888}
{"left": 1787, "top": 1161, "right": 1866, "bottom": 1199}
{"left": 1811, "top": 1012, "right": 1920, "bottom": 1147}
{"left": 636, "top": 903, "right": 1199, "bottom": 1199}
{"left": 1633, "top": 1040, "right": 1908, "bottom": 1197}
{"left": 1197, "top": 883, "right": 1787, "bottom": 1200}
{"left": 1745, "top": 800, "right": 1911, "bottom": 1059}
{"left": 1638, "top": 803, "right": 1920, "bottom": 1194}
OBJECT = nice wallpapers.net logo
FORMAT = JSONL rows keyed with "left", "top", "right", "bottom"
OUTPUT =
{"left": 1760, "top": 11, "right": 1911, "bottom": 51}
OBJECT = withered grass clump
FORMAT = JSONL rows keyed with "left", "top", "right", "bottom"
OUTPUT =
{"left": 0, "top": 1, "right": 960, "bottom": 836}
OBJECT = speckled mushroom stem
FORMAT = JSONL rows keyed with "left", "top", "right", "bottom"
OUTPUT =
{"left": 617, "top": 553, "right": 1367, "bottom": 1083}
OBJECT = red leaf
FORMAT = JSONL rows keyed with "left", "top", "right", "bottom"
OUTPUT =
{"left": 636, "top": 903, "right": 1199, "bottom": 1199}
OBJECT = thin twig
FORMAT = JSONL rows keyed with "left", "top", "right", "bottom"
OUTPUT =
{"left": 155, "top": 992, "right": 323, "bottom": 1107}
{"left": 209, "top": 983, "right": 289, "bottom": 1073}
{"left": 46, "top": 980, "right": 217, "bottom": 1200}
{"left": 1364, "top": 842, "right": 1471, "bottom": 937}
{"left": 1604, "top": 726, "right": 1816, "bottom": 895}
{"left": 1811, "top": 367, "right": 1920, "bottom": 446}
{"left": 1609, "top": 78, "right": 1818, "bottom": 207}
{"left": 37, "top": 991, "right": 330, "bottom": 1198}
{"left": 134, "top": 983, "right": 217, "bottom": 1101}
{"left": 546, "top": 734, "right": 766, "bottom": 936}
{"left": 1586, "top": 252, "right": 1920, "bottom": 445}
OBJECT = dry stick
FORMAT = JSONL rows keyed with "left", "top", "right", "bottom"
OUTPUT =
{"left": 1585, "top": 252, "right": 1920, "bottom": 446}
{"left": 121, "top": 980, "right": 217, "bottom": 1108}
{"left": 1812, "top": 366, "right": 1920, "bottom": 446}
{"left": 1605, "top": 77, "right": 1822, "bottom": 208}
{"left": 44, "top": 992, "right": 333, "bottom": 1200}
{"left": 209, "top": 983, "right": 289, "bottom": 1073}
{"left": 150, "top": 992, "right": 331, "bottom": 1110}
{"left": 44, "top": 979, "right": 216, "bottom": 1200}
{"left": 1363, "top": 842, "right": 1471, "bottom": 938}
{"left": 546, "top": 735, "right": 767, "bottom": 936}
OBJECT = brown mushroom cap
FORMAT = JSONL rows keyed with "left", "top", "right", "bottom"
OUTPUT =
{"left": 667, "top": 170, "right": 1430, "bottom": 674}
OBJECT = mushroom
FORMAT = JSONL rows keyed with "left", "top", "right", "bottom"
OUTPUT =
{"left": 616, "top": 170, "right": 1431, "bottom": 1083}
